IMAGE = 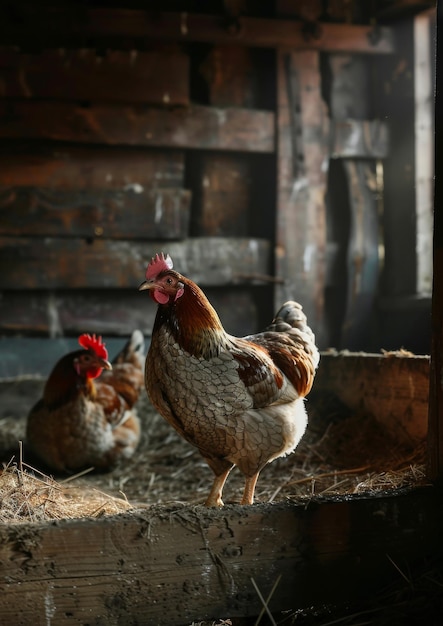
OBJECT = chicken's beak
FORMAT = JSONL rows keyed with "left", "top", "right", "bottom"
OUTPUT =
{"left": 138, "top": 280, "right": 154, "bottom": 292}
{"left": 99, "top": 358, "right": 113, "bottom": 370}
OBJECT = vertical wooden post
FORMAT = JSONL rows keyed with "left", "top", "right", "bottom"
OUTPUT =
{"left": 428, "top": 4, "right": 443, "bottom": 483}
{"left": 377, "top": 19, "right": 416, "bottom": 298}
{"left": 414, "top": 10, "right": 435, "bottom": 297}
{"left": 275, "top": 50, "right": 329, "bottom": 347}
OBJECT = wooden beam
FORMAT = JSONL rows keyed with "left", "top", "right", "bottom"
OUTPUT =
{"left": 0, "top": 102, "right": 274, "bottom": 153}
{"left": 0, "top": 187, "right": 191, "bottom": 240}
{"left": 414, "top": 10, "right": 434, "bottom": 296}
{"left": 0, "top": 289, "right": 259, "bottom": 346}
{"left": 0, "top": 237, "right": 271, "bottom": 289}
{"left": 0, "top": 146, "right": 185, "bottom": 189}
{"left": 199, "top": 45, "right": 258, "bottom": 108}
{"left": 0, "top": 8, "right": 395, "bottom": 54}
{"left": 275, "top": 50, "right": 329, "bottom": 348}
{"left": 190, "top": 152, "right": 252, "bottom": 238}
{"left": 0, "top": 490, "right": 440, "bottom": 624}
{"left": 0, "top": 48, "right": 189, "bottom": 106}
{"left": 376, "top": 19, "right": 417, "bottom": 297}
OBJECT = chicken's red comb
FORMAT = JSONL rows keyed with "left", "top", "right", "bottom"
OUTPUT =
{"left": 145, "top": 252, "right": 173, "bottom": 280}
{"left": 78, "top": 334, "right": 108, "bottom": 360}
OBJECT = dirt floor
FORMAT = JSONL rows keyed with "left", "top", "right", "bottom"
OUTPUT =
{"left": 0, "top": 375, "right": 428, "bottom": 521}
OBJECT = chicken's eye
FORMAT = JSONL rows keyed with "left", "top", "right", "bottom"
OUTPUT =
{"left": 166, "top": 278, "right": 173, "bottom": 285}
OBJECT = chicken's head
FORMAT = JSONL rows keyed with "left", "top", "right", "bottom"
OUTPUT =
{"left": 139, "top": 253, "right": 185, "bottom": 305}
{"left": 74, "top": 334, "right": 112, "bottom": 379}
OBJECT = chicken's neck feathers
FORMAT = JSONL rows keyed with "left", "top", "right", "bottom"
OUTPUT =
{"left": 153, "top": 278, "right": 232, "bottom": 359}
{"left": 43, "top": 353, "right": 97, "bottom": 409}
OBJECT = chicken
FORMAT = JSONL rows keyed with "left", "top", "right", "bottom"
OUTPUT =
{"left": 26, "top": 330, "right": 145, "bottom": 473}
{"left": 139, "top": 253, "right": 320, "bottom": 506}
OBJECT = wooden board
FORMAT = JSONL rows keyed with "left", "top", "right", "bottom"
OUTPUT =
{"left": 190, "top": 154, "right": 251, "bottom": 237}
{"left": 414, "top": 11, "right": 434, "bottom": 296}
{"left": 0, "top": 102, "right": 275, "bottom": 153}
{"left": 0, "top": 48, "right": 189, "bottom": 105}
{"left": 0, "top": 489, "right": 440, "bottom": 624}
{"left": 0, "top": 237, "right": 271, "bottom": 289}
{"left": 0, "top": 288, "right": 259, "bottom": 344}
{"left": 0, "top": 8, "right": 396, "bottom": 54}
{"left": 275, "top": 50, "right": 329, "bottom": 348}
{"left": 199, "top": 45, "right": 258, "bottom": 108}
{"left": 375, "top": 19, "right": 416, "bottom": 297}
{"left": 0, "top": 187, "right": 191, "bottom": 240}
{"left": 313, "top": 351, "right": 429, "bottom": 445}
{"left": 0, "top": 146, "right": 185, "bottom": 189}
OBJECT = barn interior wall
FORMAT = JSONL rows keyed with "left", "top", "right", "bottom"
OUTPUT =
{"left": 0, "top": 1, "right": 435, "bottom": 376}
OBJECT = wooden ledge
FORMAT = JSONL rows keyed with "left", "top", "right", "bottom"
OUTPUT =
{"left": 0, "top": 487, "right": 441, "bottom": 624}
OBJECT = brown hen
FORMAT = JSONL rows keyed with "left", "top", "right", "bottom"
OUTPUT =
{"left": 139, "top": 253, "right": 319, "bottom": 506}
{"left": 26, "top": 331, "right": 145, "bottom": 473}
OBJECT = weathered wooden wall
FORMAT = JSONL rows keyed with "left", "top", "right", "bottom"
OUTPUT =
{"left": 0, "top": 0, "right": 434, "bottom": 377}
{"left": 0, "top": 41, "right": 275, "bottom": 347}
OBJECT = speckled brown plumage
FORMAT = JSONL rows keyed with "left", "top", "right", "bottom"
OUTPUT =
{"left": 26, "top": 330, "right": 145, "bottom": 473}
{"left": 139, "top": 253, "right": 320, "bottom": 506}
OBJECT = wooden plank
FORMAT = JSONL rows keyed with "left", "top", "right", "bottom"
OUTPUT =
{"left": 414, "top": 11, "right": 434, "bottom": 296}
{"left": 275, "top": 50, "right": 329, "bottom": 348}
{"left": 191, "top": 154, "right": 251, "bottom": 237}
{"left": 0, "top": 339, "right": 143, "bottom": 381}
{"left": 313, "top": 351, "right": 429, "bottom": 446}
{"left": 0, "top": 8, "right": 396, "bottom": 53}
{"left": 0, "top": 289, "right": 259, "bottom": 346}
{"left": 0, "top": 237, "right": 271, "bottom": 289}
{"left": 195, "top": 45, "right": 256, "bottom": 237}
{"left": 375, "top": 19, "right": 416, "bottom": 297}
{"left": 0, "top": 48, "right": 189, "bottom": 105}
{"left": 0, "top": 146, "right": 185, "bottom": 189}
{"left": 0, "top": 489, "right": 441, "bottom": 624}
{"left": 200, "top": 45, "right": 258, "bottom": 107}
{"left": 331, "top": 119, "right": 389, "bottom": 158}
{"left": 0, "top": 187, "right": 191, "bottom": 240}
{"left": 0, "top": 102, "right": 275, "bottom": 153}
{"left": 0, "top": 291, "right": 153, "bottom": 339}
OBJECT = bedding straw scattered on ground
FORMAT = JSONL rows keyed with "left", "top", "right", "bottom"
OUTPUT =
{"left": 0, "top": 382, "right": 428, "bottom": 523}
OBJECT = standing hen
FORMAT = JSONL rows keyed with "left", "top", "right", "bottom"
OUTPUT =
{"left": 139, "top": 253, "right": 319, "bottom": 506}
{"left": 26, "top": 330, "right": 145, "bottom": 473}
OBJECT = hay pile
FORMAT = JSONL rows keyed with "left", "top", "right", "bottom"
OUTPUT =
{"left": 0, "top": 381, "right": 428, "bottom": 524}
{"left": 0, "top": 453, "right": 132, "bottom": 523}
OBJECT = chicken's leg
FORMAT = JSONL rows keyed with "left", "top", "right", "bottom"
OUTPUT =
{"left": 205, "top": 467, "right": 232, "bottom": 506}
{"left": 240, "top": 472, "right": 259, "bottom": 505}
